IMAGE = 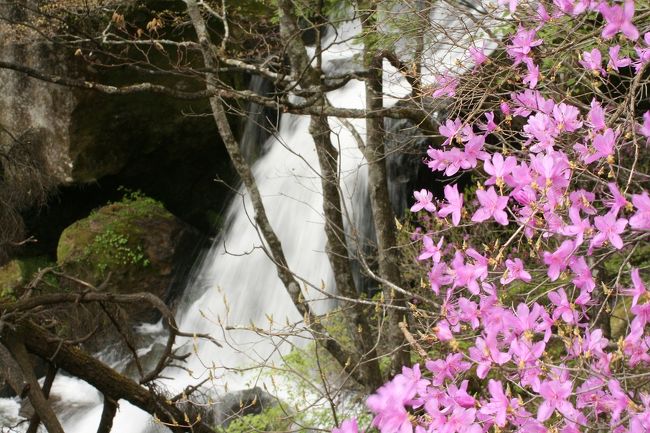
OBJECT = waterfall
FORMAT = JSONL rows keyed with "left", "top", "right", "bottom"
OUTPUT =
{"left": 48, "top": 18, "right": 379, "bottom": 433}
{"left": 0, "top": 3, "right": 492, "bottom": 431}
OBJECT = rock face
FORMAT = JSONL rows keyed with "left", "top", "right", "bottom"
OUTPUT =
{"left": 57, "top": 194, "right": 201, "bottom": 320}
{"left": 0, "top": 2, "right": 241, "bottom": 259}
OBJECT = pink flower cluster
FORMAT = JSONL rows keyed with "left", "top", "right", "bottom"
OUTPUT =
{"left": 332, "top": 1, "right": 650, "bottom": 433}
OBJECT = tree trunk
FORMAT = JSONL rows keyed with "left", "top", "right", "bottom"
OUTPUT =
{"left": 361, "top": 9, "right": 410, "bottom": 375}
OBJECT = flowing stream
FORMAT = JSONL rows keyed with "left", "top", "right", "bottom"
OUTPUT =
{"left": 0, "top": 4, "right": 491, "bottom": 431}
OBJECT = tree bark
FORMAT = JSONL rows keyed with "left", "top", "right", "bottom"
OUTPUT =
{"left": 360, "top": 7, "right": 410, "bottom": 375}
{"left": 26, "top": 363, "right": 57, "bottom": 433}
{"left": 96, "top": 395, "right": 118, "bottom": 433}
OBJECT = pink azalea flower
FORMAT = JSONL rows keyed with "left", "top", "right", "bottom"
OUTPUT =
{"left": 524, "top": 112, "right": 557, "bottom": 152}
{"left": 484, "top": 153, "right": 517, "bottom": 186}
{"left": 463, "top": 134, "right": 489, "bottom": 165}
{"left": 471, "top": 187, "right": 509, "bottom": 226}
{"left": 523, "top": 57, "right": 540, "bottom": 88}
{"left": 553, "top": 102, "right": 583, "bottom": 133}
{"left": 561, "top": 206, "right": 591, "bottom": 245}
{"left": 438, "top": 184, "right": 464, "bottom": 226}
{"left": 510, "top": 303, "right": 551, "bottom": 341}
{"left": 425, "top": 353, "right": 470, "bottom": 386}
{"left": 630, "top": 192, "right": 650, "bottom": 230}
{"left": 427, "top": 148, "right": 448, "bottom": 172}
{"left": 418, "top": 235, "right": 444, "bottom": 262}
{"left": 507, "top": 26, "right": 543, "bottom": 65}
{"left": 605, "top": 379, "right": 631, "bottom": 422}
{"left": 434, "top": 319, "right": 454, "bottom": 342}
{"left": 469, "top": 45, "right": 488, "bottom": 68}
{"left": 479, "top": 111, "right": 498, "bottom": 133}
{"left": 450, "top": 251, "right": 481, "bottom": 295}
{"left": 511, "top": 336, "right": 545, "bottom": 365}
{"left": 543, "top": 240, "right": 575, "bottom": 281}
{"left": 531, "top": 151, "right": 571, "bottom": 190}
{"left": 536, "top": 2, "right": 552, "bottom": 22}
{"left": 438, "top": 407, "right": 481, "bottom": 433}
{"left": 587, "top": 98, "right": 606, "bottom": 131}
{"left": 555, "top": 0, "right": 596, "bottom": 16}
{"left": 500, "top": 101, "right": 512, "bottom": 116}
{"left": 589, "top": 211, "right": 628, "bottom": 251}
{"left": 569, "top": 256, "right": 596, "bottom": 293}
{"left": 608, "top": 45, "right": 631, "bottom": 72}
{"left": 501, "top": 258, "right": 532, "bottom": 284}
{"left": 432, "top": 74, "right": 459, "bottom": 98}
{"left": 444, "top": 147, "right": 469, "bottom": 176}
{"left": 599, "top": 0, "right": 639, "bottom": 41}
{"left": 468, "top": 335, "right": 511, "bottom": 379}
{"left": 508, "top": 163, "right": 534, "bottom": 191}
{"left": 537, "top": 379, "right": 575, "bottom": 421}
{"left": 411, "top": 189, "right": 436, "bottom": 213}
{"left": 458, "top": 297, "right": 480, "bottom": 329}
{"left": 606, "top": 182, "right": 629, "bottom": 216}
{"left": 481, "top": 379, "right": 529, "bottom": 428}
{"left": 624, "top": 268, "right": 647, "bottom": 307}
{"left": 549, "top": 287, "right": 579, "bottom": 324}
{"left": 446, "top": 380, "right": 476, "bottom": 408}
{"left": 579, "top": 328, "right": 608, "bottom": 359}
{"left": 333, "top": 419, "right": 358, "bottom": 433}
{"left": 429, "top": 262, "right": 452, "bottom": 295}
{"left": 579, "top": 48, "right": 605, "bottom": 75}
{"left": 592, "top": 128, "right": 617, "bottom": 162}
{"left": 439, "top": 118, "right": 463, "bottom": 146}
{"left": 576, "top": 377, "right": 605, "bottom": 411}
{"left": 569, "top": 189, "right": 597, "bottom": 215}
{"left": 511, "top": 89, "right": 555, "bottom": 117}
{"left": 367, "top": 382, "right": 414, "bottom": 433}
{"left": 466, "top": 248, "right": 489, "bottom": 281}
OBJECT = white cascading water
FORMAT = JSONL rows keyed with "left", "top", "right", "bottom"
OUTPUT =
{"left": 0, "top": 3, "right": 492, "bottom": 431}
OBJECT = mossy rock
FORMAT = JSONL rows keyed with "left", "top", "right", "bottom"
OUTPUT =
{"left": 56, "top": 193, "right": 200, "bottom": 321}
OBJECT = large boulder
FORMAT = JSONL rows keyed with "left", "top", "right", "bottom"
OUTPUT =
{"left": 56, "top": 193, "right": 200, "bottom": 320}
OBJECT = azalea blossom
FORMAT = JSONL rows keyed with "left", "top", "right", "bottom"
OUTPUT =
{"left": 507, "top": 26, "right": 543, "bottom": 65}
{"left": 418, "top": 235, "right": 444, "bottom": 262}
{"left": 411, "top": 189, "right": 436, "bottom": 212}
{"left": 537, "top": 379, "right": 574, "bottom": 421}
{"left": 543, "top": 240, "right": 575, "bottom": 280}
{"left": 500, "top": 258, "right": 531, "bottom": 284}
{"left": 589, "top": 211, "right": 627, "bottom": 251}
{"left": 599, "top": 0, "right": 639, "bottom": 40}
{"left": 630, "top": 192, "right": 650, "bottom": 230}
{"left": 471, "top": 187, "right": 509, "bottom": 225}
{"left": 579, "top": 48, "right": 605, "bottom": 75}
{"left": 438, "top": 184, "right": 464, "bottom": 226}
{"left": 608, "top": 45, "right": 631, "bottom": 72}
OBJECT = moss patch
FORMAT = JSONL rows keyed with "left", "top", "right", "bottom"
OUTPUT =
{"left": 0, "top": 256, "right": 54, "bottom": 300}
